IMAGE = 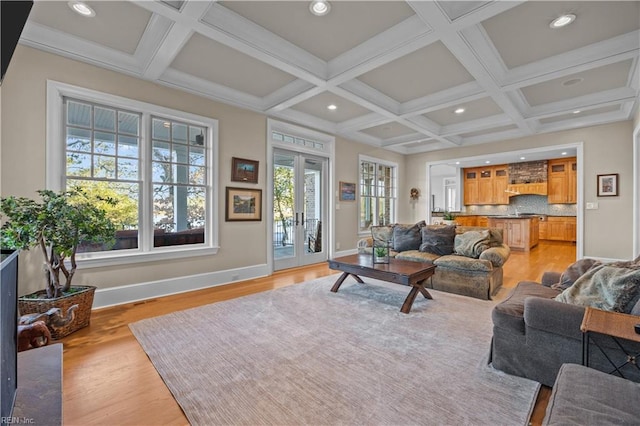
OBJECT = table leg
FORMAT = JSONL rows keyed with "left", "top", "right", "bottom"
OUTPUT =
{"left": 416, "top": 280, "right": 433, "bottom": 299}
{"left": 401, "top": 286, "right": 420, "bottom": 314}
{"left": 330, "top": 272, "right": 363, "bottom": 293}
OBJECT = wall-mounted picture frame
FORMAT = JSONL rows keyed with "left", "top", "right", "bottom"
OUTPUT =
{"left": 597, "top": 173, "right": 618, "bottom": 197}
{"left": 339, "top": 181, "right": 356, "bottom": 201}
{"left": 226, "top": 187, "right": 262, "bottom": 221}
{"left": 231, "top": 157, "right": 259, "bottom": 183}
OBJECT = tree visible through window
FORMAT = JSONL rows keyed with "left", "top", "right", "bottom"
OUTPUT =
{"left": 64, "top": 97, "right": 212, "bottom": 253}
{"left": 359, "top": 158, "right": 396, "bottom": 232}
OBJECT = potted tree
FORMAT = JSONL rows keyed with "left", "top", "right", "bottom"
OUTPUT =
{"left": 0, "top": 189, "right": 116, "bottom": 338}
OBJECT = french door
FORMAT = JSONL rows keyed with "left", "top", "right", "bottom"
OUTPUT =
{"left": 273, "top": 149, "right": 327, "bottom": 270}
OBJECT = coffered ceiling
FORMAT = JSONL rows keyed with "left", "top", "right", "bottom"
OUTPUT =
{"left": 21, "top": 0, "right": 640, "bottom": 154}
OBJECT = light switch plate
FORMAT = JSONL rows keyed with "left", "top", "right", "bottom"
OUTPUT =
{"left": 586, "top": 202, "right": 599, "bottom": 210}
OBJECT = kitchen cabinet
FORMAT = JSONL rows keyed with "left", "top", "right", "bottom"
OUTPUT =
{"left": 540, "top": 216, "right": 576, "bottom": 242}
{"left": 454, "top": 215, "right": 477, "bottom": 227}
{"left": 487, "top": 217, "right": 539, "bottom": 251}
{"left": 548, "top": 157, "right": 577, "bottom": 204}
{"left": 463, "top": 165, "right": 509, "bottom": 205}
{"left": 463, "top": 169, "right": 479, "bottom": 205}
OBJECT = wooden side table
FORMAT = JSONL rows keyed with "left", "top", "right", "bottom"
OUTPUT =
{"left": 580, "top": 307, "right": 640, "bottom": 378}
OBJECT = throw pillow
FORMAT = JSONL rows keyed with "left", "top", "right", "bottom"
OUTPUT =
{"left": 419, "top": 225, "right": 456, "bottom": 255}
{"left": 454, "top": 230, "right": 491, "bottom": 259}
{"left": 371, "top": 226, "right": 393, "bottom": 247}
{"left": 554, "top": 262, "right": 640, "bottom": 313}
{"left": 551, "top": 258, "right": 602, "bottom": 291}
{"left": 392, "top": 222, "right": 423, "bottom": 252}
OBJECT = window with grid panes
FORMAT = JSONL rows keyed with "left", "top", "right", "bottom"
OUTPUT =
{"left": 62, "top": 94, "right": 216, "bottom": 259}
{"left": 359, "top": 158, "right": 397, "bottom": 232}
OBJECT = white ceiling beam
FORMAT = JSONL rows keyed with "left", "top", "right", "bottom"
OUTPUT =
{"left": 141, "top": 1, "right": 212, "bottom": 80}
{"left": 408, "top": 1, "right": 533, "bottom": 136}
{"left": 160, "top": 68, "right": 265, "bottom": 112}
{"left": 526, "top": 87, "right": 638, "bottom": 118}
{"left": 327, "top": 15, "right": 434, "bottom": 82}
{"left": 440, "top": 114, "right": 514, "bottom": 137}
{"left": 20, "top": 21, "right": 142, "bottom": 74}
{"left": 263, "top": 80, "right": 317, "bottom": 112}
{"left": 502, "top": 31, "right": 640, "bottom": 89}
{"left": 336, "top": 113, "right": 391, "bottom": 134}
{"left": 400, "top": 81, "right": 485, "bottom": 116}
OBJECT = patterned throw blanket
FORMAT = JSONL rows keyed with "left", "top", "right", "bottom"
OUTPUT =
{"left": 555, "top": 262, "right": 640, "bottom": 313}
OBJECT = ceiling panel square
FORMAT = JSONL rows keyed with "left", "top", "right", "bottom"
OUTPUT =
{"left": 357, "top": 41, "right": 474, "bottom": 103}
{"left": 482, "top": 1, "right": 640, "bottom": 68}
{"left": 539, "top": 105, "right": 620, "bottom": 124}
{"left": 424, "top": 97, "right": 504, "bottom": 126}
{"left": 170, "top": 33, "right": 297, "bottom": 98}
{"left": 29, "top": 1, "right": 152, "bottom": 54}
{"left": 360, "top": 122, "right": 416, "bottom": 139}
{"left": 291, "top": 93, "right": 372, "bottom": 123}
{"left": 521, "top": 60, "right": 632, "bottom": 107}
{"left": 220, "top": 1, "right": 415, "bottom": 62}
{"left": 460, "top": 124, "right": 518, "bottom": 138}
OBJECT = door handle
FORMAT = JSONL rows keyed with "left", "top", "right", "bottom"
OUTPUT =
{"left": 295, "top": 213, "right": 299, "bottom": 226}
{"left": 301, "top": 212, "right": 304, "bottom": 226}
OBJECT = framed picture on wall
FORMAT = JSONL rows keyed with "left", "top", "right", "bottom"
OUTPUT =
{"left": 597, "top": 173, "right": 618, "bottom": 197}
{"left": 339, "top": 182, "right": 356, "bottom": 201}
{"left": 231, "top": 157, "right": 259, "bottom": 183}
{"left": 225, "top": 187, "right": 262, "bottom": 221}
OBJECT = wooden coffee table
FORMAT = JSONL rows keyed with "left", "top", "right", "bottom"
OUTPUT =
{"left": 327, "top": 254, "right": 436, "bottom": 314}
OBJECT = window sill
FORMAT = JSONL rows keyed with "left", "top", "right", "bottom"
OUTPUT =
{"left": 76, "top": 246, "right": 220, "bottom": 269}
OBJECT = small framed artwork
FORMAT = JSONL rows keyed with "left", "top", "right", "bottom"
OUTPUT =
{"left": 339, "top": 181, "right": 356, "bottom": 201}
{"left": 226, "top": 187, "right": 262, "bottom": 221}
{"left": 597, "top": 173, "right": 619, "bottom": 197}
{"left": 231, "top": 157, "right": 259, "bottom": 183}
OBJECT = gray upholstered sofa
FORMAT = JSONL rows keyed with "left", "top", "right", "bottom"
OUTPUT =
{"left": 543, "top": 363, "right": 640, "bottom": 425}
{"left": 491, "top": 266, "right": 640, "bottom": 387}
{"left": 357, "top": 224, "right": 510, "bottom": 300}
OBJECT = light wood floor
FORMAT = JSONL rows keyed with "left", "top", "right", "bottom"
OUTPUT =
{"left": 59, "top": 240, "right": 576, "bottom": 426}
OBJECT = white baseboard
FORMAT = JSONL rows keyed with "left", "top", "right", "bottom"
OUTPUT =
{"left": 93, "top": 264, "right": 269, "bottom": 309}
{"left": 333, "top": 248, "right": 358, "bottom": 257}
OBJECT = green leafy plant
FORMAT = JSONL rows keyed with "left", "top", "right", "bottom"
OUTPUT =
{"left": 443, "top": 211, "right": 457, "bottom": 220}
{"left": 1, "top": 189, "right": 116, "bottom": 298}
{"left": 374, "top": 246, "right": 388, "bottom": 257}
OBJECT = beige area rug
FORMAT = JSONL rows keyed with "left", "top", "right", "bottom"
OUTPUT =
{"left": 130, "top": 275, "right": 539, "bottom": 425}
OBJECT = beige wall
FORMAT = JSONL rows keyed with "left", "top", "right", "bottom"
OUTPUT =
{"left": 0, "top": 46, "right": 388, "bottom": 296}
{"left": 405, "top": 121, "right": 635, "bottom": 259}
{"left": 333, "top": 136, "right": 405, "bottom": 250}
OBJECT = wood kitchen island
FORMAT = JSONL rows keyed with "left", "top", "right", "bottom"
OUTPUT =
{"left": 487, "top": 216, "right": 539, "bottom": 251}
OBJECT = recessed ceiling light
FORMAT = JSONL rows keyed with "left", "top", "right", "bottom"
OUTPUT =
{"left": 573, "top": 110, "right": 581, "bottom": 114}
{"left": 550, "top": 13, "right": 576, "bottom": 29}
{"left": 68, "top": 1, "right": 96, "bottom": 17}
{"left": 520, "top": 156, "right": 526, "bottom": 160}
{"left": 562, "top": 78, "right": 584, "bottom": 87}
{"left": 327, "top": 104, "right": 337, "bottom": 110}
{"left": 454, "top": 107, "right": 465, "bottom": 114}
{"left": 485, "top": 160, "right": 491, "bottom": 164}
{"left": 455, "top": 161, "right": 460, "bottom": 165}
{"left": 309, "top": 0, "right": 330, "bottom": 16}
{"left": 561, "top": 152, "right": 568, "bottom": 155}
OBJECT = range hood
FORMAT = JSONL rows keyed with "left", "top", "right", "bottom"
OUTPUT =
{"left": 505, "top": 182, "right": 548, "bottom": 196}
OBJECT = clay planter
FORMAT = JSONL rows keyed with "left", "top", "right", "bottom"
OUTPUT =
{"left": 18, "top": 285, "right": 96, "bottom": 339}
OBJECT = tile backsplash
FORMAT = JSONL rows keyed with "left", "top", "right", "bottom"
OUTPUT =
{"left": 462, "top": 195, "right": 576, "bottom": 216}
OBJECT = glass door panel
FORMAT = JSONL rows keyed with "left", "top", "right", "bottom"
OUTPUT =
{"left": 273, "top": 150, "right": 326, "bottom": 270}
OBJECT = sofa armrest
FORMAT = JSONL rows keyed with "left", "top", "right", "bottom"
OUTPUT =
{"left": 541, "top": 271, "right": 562, "bottom": 287}
{"left": 523, "top": 296, "right": 585, "bottom": 340}
{"left": 479, "top": 244, "right": 510, "bottom": 267}
{"left": 357, "top": 237, "right": 373, "bottom": 249}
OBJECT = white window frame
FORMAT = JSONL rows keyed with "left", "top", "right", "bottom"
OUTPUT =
{"left": 358, "top": 155, "right": 398, "bottom": 234}
{"left": 46, "top": 80, "right": 219, "bottom": 268}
